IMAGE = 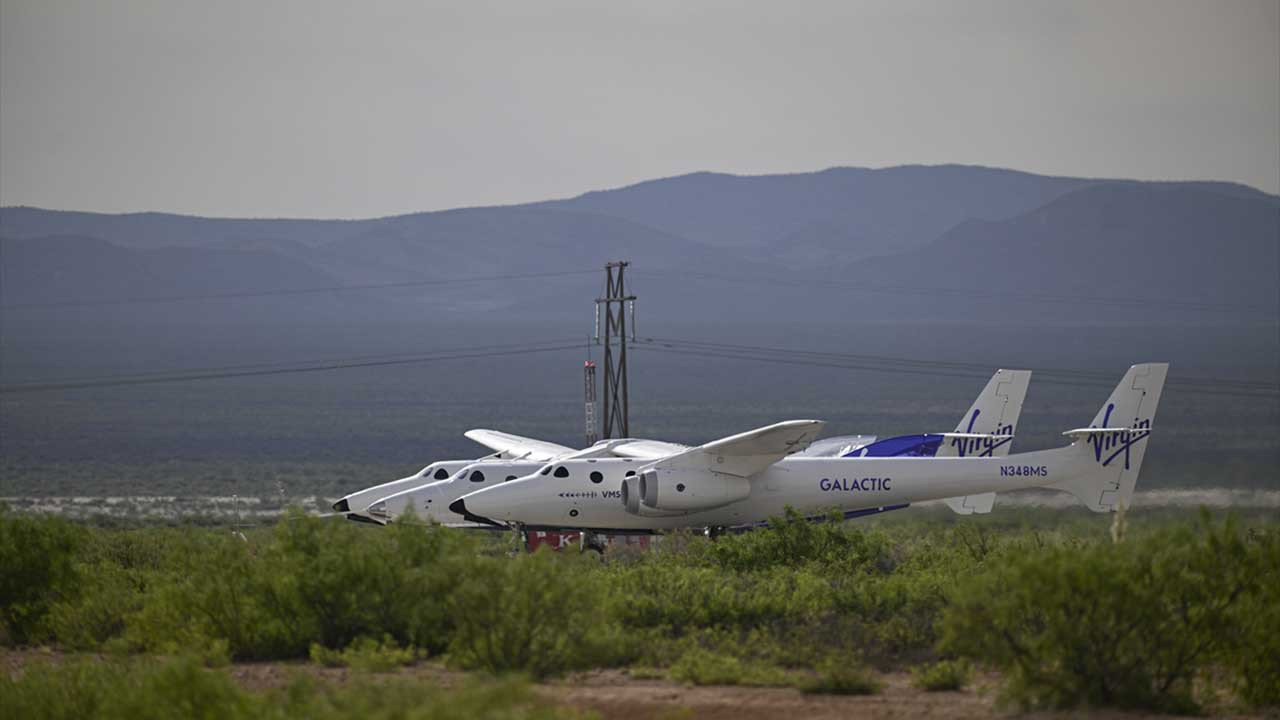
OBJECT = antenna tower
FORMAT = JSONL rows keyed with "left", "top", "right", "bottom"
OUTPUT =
{"left": 594, "top": 261, "right": 635, "bottom": 439}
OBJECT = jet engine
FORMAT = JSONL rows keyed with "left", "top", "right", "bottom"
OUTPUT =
{"left": 637, "top": 469, "right": 750, "bottom": 511}
{"left": 621, "top": 475, "right": 696, "bottom": 517}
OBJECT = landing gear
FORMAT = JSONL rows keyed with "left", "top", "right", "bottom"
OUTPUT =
{"left": 580, "top": 529, "right": 609, "bottom": 555}
{"left": 512, "top": 523, "right": 528, "bottom": 555}
{"left": 704, "top": 525, "right": 727, "bottom": 541}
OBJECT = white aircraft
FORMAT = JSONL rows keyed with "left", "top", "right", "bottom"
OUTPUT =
{"left": 360, "top": 369, "right": 1031, "bottom": 527}
{"left": 363, "top": 438, "right": 686, "bottom": 523}
{"left": 330, "top": 429, "right": 576, "bottom": 522}
{"left": 451, "top": 364, "right": 1166, "bottom": 542}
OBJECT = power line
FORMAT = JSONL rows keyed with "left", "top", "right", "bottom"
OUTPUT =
{"left": 632, "top": 340, "right": 1279, "bottom": 400}
{"left": 642, "top": 336, "right": 1280, "bottom": 393}
{"left": 2, "top": 338, "right": 585, "bottom": 386}
{"left": 0, "top": 269, "right": 601, "bottom": 310}
{"left": 0, "top": 342, "right": 584, "bottom": 394}
{"left": 630, "top": 269, "right": 1277, "bottom": 315}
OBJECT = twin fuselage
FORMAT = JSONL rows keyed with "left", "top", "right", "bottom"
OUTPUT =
{"left": 457, "top": 446, "right": 1087, "bottom": 532}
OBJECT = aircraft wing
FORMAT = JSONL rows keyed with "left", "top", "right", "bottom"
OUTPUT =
{"left": 611, "top": 439, "right": 688, "bottom": 459}
{"left": 463, "top": 429, "right": 574, "bottom": 462}
{"left": 646, "top": 420, "right": 825, "bottom": 478}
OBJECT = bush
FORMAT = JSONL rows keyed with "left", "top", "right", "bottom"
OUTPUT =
{"left": 700, "top": 508, "right": 894, "bottom": 575}
{"left": 0, "top": 656, "right": 585, "bottom": 720}
{"left": 911, "top": 659, "right": 970, "bottom": 692}
{"left": 1223, "top": 527, "right": 1280, "bottom": 708}
{"left": 447, "top": 549, "right": 620, "bottom": 678}
{"left": 309, "top": 636, "right": 419, "bottom": 672}
{"left": 668, "top": 648, "right": 796, "bottom": 687}
{"left": 0, "top": 511, "right": 85, "bottom": 644}
{"left": 799, "top": 657, "right": 882, "bottom": 695}
{"left": 942, "top": 515, "right": 1257, "bottom": 713}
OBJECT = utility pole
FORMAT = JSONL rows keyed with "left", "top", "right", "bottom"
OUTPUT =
{"left": 595, "top": 261, "right": 635, "bottom": 439}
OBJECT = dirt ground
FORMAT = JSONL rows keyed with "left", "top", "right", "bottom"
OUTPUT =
{"left": 3, "top": 649, "right": 1264, "bottom": 720}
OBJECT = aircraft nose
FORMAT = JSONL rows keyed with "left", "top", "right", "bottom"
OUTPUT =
{"left": 449, "top": 498, "right": 501, "bottom": 527}
{"left": 332, "top": 498, "right": 350, "bottom": 513}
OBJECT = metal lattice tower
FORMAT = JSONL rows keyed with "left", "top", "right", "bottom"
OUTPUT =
{"left": 583, "top": 360, "right": 599, "bottom": 446}
{"left": 595, "top": 261, "right": 635, "bottom": 439}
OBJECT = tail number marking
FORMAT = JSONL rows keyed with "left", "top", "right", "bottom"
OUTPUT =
{"left": 1000, "top": 465, "right": 1048, "bottom": 477}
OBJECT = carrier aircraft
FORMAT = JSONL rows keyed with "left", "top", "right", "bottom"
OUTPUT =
{"left": 451, "top": 364, "right": 1166, "bottom": 541}
{"left": 358, "top": 369, "right": 1030, "bottom": 526}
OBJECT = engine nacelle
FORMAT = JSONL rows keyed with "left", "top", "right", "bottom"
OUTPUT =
{"left": 621, "top": 475, "right": 696, "bottom": 517}
{"left": 638, "top": 469, "right": 750, "bottom": 511}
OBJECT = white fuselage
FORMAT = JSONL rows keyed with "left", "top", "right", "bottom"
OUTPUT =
{"left": 370, "top": 461, "right": 545, "bottom": 523}
{"left": 459, "top": 445, "right": 1098, "bottom": 531}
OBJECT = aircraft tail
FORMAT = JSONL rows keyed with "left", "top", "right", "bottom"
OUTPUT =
{"left": 938, "top": 369, "right": 1031, "bottom": 515}
{"left": 1050, "top": 363, "right": 1169, "bottom": 512}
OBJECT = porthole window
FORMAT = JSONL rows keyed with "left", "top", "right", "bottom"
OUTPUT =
{"left": 433, "top": 468, "right": 450, "bottom": 480}
{"left": 625, "top": 470, "right": 636, "bottom": 477}
{"left": 589, "top": 471, "right": 603, "bottom": 484}
{"left": 569, "top": 509, "right": 579, "bottom": 517}
{"left": 470, "top": 471, "right": 486, "bottom": 483}
{"left": 553, "top": 466, "right": 570, "bottom": 478}
{"left": 505, "top": 475, "right": 517, "bottom": 482}
{"left": 676, "top": 483, "right": 686, "bottom": 493}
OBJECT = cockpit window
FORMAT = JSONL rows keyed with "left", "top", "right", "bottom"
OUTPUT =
{"left": 470, "top": 471, "right": 485, "bottom": 483}
{"left": 539, "top": 466, "right": 552, "bottom": 476}
{"left": 553, "top": 466, "right": 569, "bottom": 478}
{"left": 433, "top": 468, "right": 450, "bottom": 480}
{"left": 505, "top": 475, "right": 517, "bottom": 482}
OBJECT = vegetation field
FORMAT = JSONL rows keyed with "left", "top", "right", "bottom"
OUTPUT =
{"left": 2, "top": 504, "right": 1277, "bottom": 718}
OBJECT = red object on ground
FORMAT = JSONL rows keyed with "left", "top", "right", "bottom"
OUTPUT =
{"left": 523, "top": 531, "right": 655, "bottom": 552}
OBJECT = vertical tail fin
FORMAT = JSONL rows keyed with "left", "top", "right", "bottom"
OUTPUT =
{"left": 939, "top": 369, "right": 1031, "bottom": 515}
{"left": 1052, "top": 363, "right": 1169, "bottom": 512}
{"left": 936, "top": 369, "right": 1031, "bottom": 458}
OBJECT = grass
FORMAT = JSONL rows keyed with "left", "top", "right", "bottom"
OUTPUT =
{"left": 799, "top": 658, "right": 883, "bottom": 695}
{"left": 911, "top": 659, "right": 971, "bottom": 692}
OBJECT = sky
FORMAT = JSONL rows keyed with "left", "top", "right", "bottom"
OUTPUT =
{"left": 1, "top": 0, "right": 1277, "bottom": 218}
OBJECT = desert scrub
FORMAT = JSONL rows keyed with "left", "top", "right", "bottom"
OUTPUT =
{"left": 309, "top": 635, "right": 419, "bottom": 672}
{"left": 911, "top": 659, "right": 970, "bottom": 691}
{"left": 668, "top": 648, "right": 798, "bottom": 687}
{"left": 942, "top": 514, "right": 1261, "bottom": 714}
{"left": 0, "top": 509, "right": 85, "bottom": 644}
{"left": 447, "top": 549, "right": 623, "bottom": 678}
{"left": 0, "top": 656, "right": 587, "bottom": 720}
{"left": 799, "top": 657, "right": 882, "bottom": 695}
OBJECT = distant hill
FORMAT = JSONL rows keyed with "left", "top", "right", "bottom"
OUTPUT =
{"left": 834, "top": 182, "right": 1280, "bottom": 323}
{"left": 1, "top": 165, "right": 1276, "bottom": 331}
{"left": 540, "top": 165, "right": 1095, "bottom": 261}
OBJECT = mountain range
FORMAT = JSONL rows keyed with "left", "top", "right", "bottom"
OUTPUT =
{"left": 2, "top": 164, "right": 1276, "bottom": 335}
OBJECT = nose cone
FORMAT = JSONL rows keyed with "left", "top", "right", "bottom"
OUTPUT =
{"left": 448, "top": 498, "right": 501, "bottom": 527}
{"left": 459, "top": 476, "right": 542, "bottom": 524}
{"left": 332, "top": 498, "right": 350, "bottom": 513}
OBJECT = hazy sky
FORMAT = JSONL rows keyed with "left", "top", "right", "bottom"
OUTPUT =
{"left": 2, "top": 0, "right": 1277, "bottom": 217}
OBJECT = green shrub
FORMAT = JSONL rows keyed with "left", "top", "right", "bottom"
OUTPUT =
{"left": 942, "top": 515, "right": 1256, "bottom": 713}
{"left": 607, "top": 563, "right": 832, "bottom": 633}
{"left": 799, "top": 657, "right": 882, "bottom": 695}
{"left": 1223, "top": 527, "right": 1280, "bottom": 708}
{"left": 700, "top": 508, "right": 894, "bottom": 574}
{"left": 0, "top": 657, "right": 253, "bottom": 720}
{"left": 668, "top": 648, "right": 796, "bottom": 687}
{"left": 447, "top": 549, "right": 621, "bottom": 678}
{"left": 0, "top": 656, "right": 586, "bottom": 720}
{"left": 911, "top": 659, "right": 970, "bottom": 692}
{"left": 309, "top": 635, "right": 419, "bottom": 672}
{"left": 0, "top": 511, "right": 85, "bottom": 644}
